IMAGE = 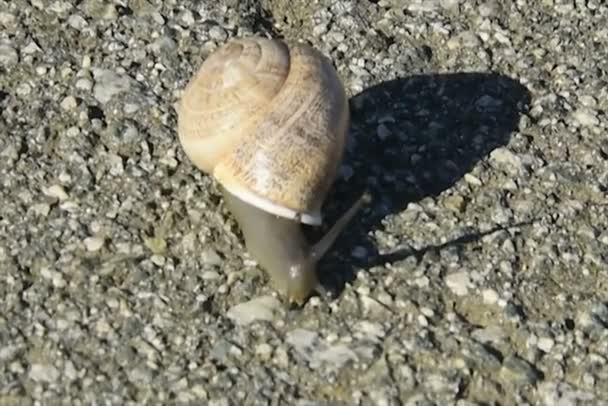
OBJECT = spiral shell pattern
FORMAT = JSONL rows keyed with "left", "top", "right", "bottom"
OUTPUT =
{"left": 177, "top": 37, "right": 349, "bottom": 225}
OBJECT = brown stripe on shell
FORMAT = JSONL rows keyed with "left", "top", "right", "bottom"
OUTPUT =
{"left": 177, "top": 38, "right": 290, "bottom": 172}
{"left": 213, "top": 42, "right": 348, "bottom": 217}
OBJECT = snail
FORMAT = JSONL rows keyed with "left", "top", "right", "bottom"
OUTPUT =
{"left": 176, "top": 36, "right": 369, "bottom": 304}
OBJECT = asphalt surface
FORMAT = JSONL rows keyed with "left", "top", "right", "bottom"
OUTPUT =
{"left": 1, "top": 0, "right": 607, "bottom": 405}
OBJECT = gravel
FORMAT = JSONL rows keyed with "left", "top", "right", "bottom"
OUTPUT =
{"left": 1, "top": 0, "right": 608, "bottom": 404}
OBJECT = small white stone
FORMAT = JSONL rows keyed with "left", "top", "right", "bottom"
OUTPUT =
{"left": 180, "top": 10, "right": 195, "bottom": 26}
{"left": 420, "top": 306, "right": 435, "bottom": 318}
{"left": 16, "top": 82, "right": 31, "bottom": 96}
{"left": 464, "top": 173, "right": 482, "bottom": 186}
{"left": 92, "top": 68, "right": 132, "bottom": 104}
{"left": 578, "top": 95, "right": 597, "bottom": 108}
{"left": 151, "top": 255, "right": 165, "bottom": 266}
{"left": 60, "top": 95, "right": 77, "bottom": 110}
{"left": 537, "top": 337, "right": 555, "bottom": 353}
{"left": 22, "top": 41, "right": 41, "bottom": 54}
{"left": 226, "top": 296, "right": 283, "bottom": 326}
{"left": 482, "top": 288, "right": 499, "bottom": 304}
{"left": 58, "top": 171, "right": 72, "bottom": 183}
{"left": 255, "top": 343, "right": 273, "bottom": 360}
{"left": 59, "top": 201, "right": 79, "bottom": 212}
{"left": 313, "top": 344, "right": 358, "bottom": 370}
{"left": 209, "top": 26, "right": 227, "bottom": 41}
{"left": 84, "top": 236, "right": 104, "bottom": 252}
{"left": 82, "top": 55, "right": 91, "bottom": 69}
{"left": 201, "top": 270, "right": 220, "bottom": 280}
{"left": 201, "top": 248, "right": 222, "bottom": 266}
{"left": 0, "top": 12, "right": 16, "bottom": 26}
{"left": 31, "top": 203, "right": 51, "bottom": 217}
{"left": 573, "top": 108, "right": 599, "bottom": 127}
{"left": 67, "top": 14, "right": 88, "bottom": 30}
{"left": 440, "top": 0, "right": 461, "bottom": 10}
{"left": 445, "top": 271, "right": 471, "bottom": 296}
{"left": 312, "top": 23, "right": 328, "bottom": 37}
{"left": 0, "top": 42, "right": 18, "bottom": 66}
{"left": 75, "top": 78, "right": 93, "bottom": 91}
{"left": 353, "top": 321, "right": 386, "bottom": 342}
{"left": 414, "top": 276, "right": 430, "bottom": 288}
{"left": 43, "top": 184, "right": 69, "bottom": 200}
{"left": 490, "top": 147, "right": 523, "bottom": 171}
{"left": 29, "top": 363, "right": 60, "bottom": 382}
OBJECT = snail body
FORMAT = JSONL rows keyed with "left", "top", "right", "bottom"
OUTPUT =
{"left": 177, "top": 37, "right": 368, "bottom": 304}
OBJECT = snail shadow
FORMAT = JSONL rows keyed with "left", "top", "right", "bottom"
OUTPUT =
{"left": 316, "top": 72, "right": 532, "bottom": 297}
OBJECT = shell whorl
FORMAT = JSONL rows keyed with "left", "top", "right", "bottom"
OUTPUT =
{"left": 177, "top": 37, "right": 349, "bottom": 225}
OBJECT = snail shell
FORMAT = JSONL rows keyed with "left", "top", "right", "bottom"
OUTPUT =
{"left": 176, "top": 37, "right": 349, "bottom": 225}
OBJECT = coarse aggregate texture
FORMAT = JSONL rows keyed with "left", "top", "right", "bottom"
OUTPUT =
{"left": 1, "top": 0, "right": 607, "bottom": 405}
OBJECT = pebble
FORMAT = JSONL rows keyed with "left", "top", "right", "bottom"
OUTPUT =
{"left": 0, "top": 41, "right": 18, "bottom": 66}
{"left": 489, "top": 147, "right": 524, "bottom": 172}
{"left": 226, "top": 296, "right": 283, "bottom": 326}
{"left": 499, "top": 355, "right": 541, "bottom": 385}
{"left": 60, "top": 95, "right": 78, "bottom": 110}
{"left": 447, "top": 31, "right": 480, "bottom": 50}
{"left": 471, "top": 326, "right": 506, "bottom": 346}
{"left": 312, "top": 344, "right": 358, "bottom": 370}
{"left": 468, "top": 341, "right": 502, "bottom": 370}
{"left": 444, "top": 194, "right": 466, "bottom": 212}
{"left": 598, "top": 231, "right": 608, "bottom": 246}
{"left": 353, "top": 321, "right": 386, "bottom": 343}
{"left": 537, "top": 337, "right": 555, "bottom": 353}
{"left": 479, "top": 1, "right": 500, "bottom": 17}
{"left": 22, "top": 41, "right": 41, "bottom": 54}
{"left": 40, "top": 266, "right": 66, "bottom": 288}
{"left": 578, "top": 95, "right": 597, "bottom": 108}
{"left": 179, "top": 10, "right": 195, "bottom": 26}
{"left": 75, "top": 78, "right": 93, "bottom": 91}
{"left": 440, "top": 0, "right": 461, "bottom": 10}
{"left": 83, "top": 236, "right": 104, "bottom": 252}
{"left": 151, "top": 255, "right": 165, "bottom": 266}
{"left": 481, "top": 288, "right": 499, "bottom": 305}
{"left": 16, "top": 82, "right": 32, "bottom": 97}
{"left": 201, "top": 270, "right": 220, "bottom": 280}
{"left": 286, "top": 328, "right": 358, "bottom": 370}
{"left": 210, "top": 339, "right": 242, "bottom": 363}
{"left": 577, "top": 302, "right": 608, "bottom": 332}
{"left": 67, "top": 14, "right": 88, "bottom": 30}
{"left": 31, "top": 203, "right": 51, "bottom": 217}
{"left": 201, "top": 247, "right": 222, "bottom": 266}
{"left": 43, "top": 184, "right": 69, "bottom": 200}
{"left": 464, "top": 173, "right": 483, "bottom": 186}
{"left": 445, "top": 271, "right": 471, "bottom": 296}
{"left": 209, "top": 26, "right": 228, "bottom": 42}
{"left": 572, "top": 108, "right": 599, "bottom": 127}
{"left": 0, "top": 11, "right": 16, "bottom": 26}
{"left": 538, "top": 381, "right": 596, "bottom": 405}
{"left": 29, "top": 363, "right": 60, "bottom": 382}
{"left": 286, "top": 329, "right": 320, "bottom": 361}
{"left": 92, "top": 69, "right": 132, "bottom": 104}
{"left": 312, "top": 22, "right": 328, "bottom": 37}
{"left": 255, "top": 343, "right": 273, "bottom": 361}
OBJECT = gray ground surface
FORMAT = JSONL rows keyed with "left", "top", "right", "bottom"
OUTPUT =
{"left": 1, "top": 0, "right": 607, "bottom": 404}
